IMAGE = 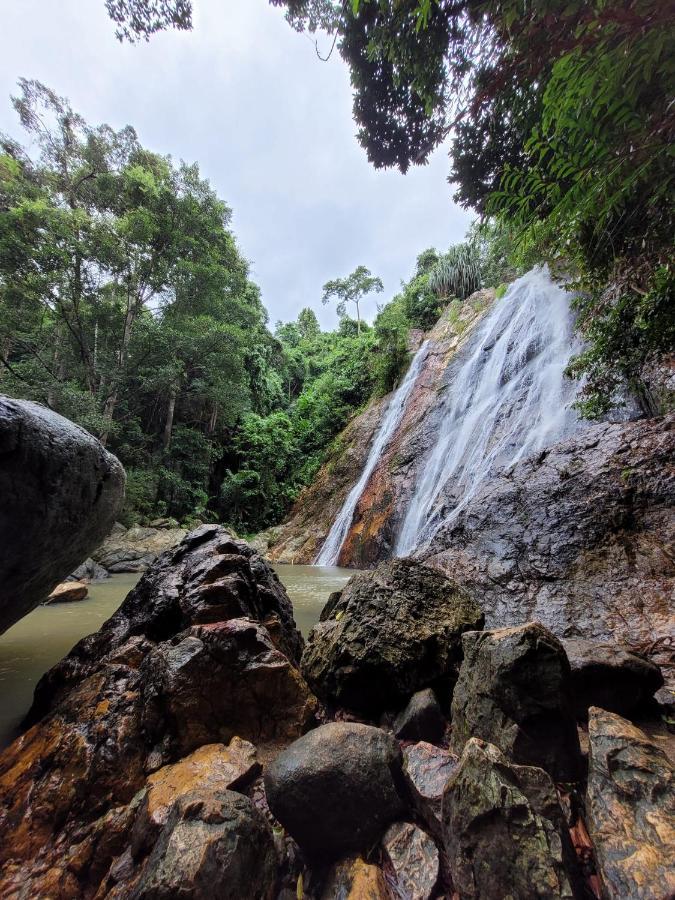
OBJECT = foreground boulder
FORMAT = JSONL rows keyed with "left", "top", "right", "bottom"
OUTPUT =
{"left": 0, "top": 527, "right": 312, "bottom": 898}
{"left": 442, "top": 738, "right": 579, "bottom": 899}
{"left": 383, "top": 821, "right": 439, "bottom": 900}
{"left": 451, "top": 623, "right": 582, "bottom": 781}
{"left": 393, "top": 687, "right": 446, "bottom": 742}
{"left": 29, "top": 524, "right": 304, "bottom": 722}
{"left": 563, "top": 639, "right": 663, "bottom": 719}
{"left": 107, "top": 789, "right": 277, "bottom": 899}
{"left": 264, "top": 722, "right": 406, "bottom": 858}
{"left": 586, "top": 707, "right": 675, "bottom": 899}
{"left": 301, "top": 558, "right": 484, "bottom": 714}
{"left": 0, "top": 396, "right": 125, "bottom": 633}
{"left": 319, "top": 856, "right": 389, "bottom": 899}
{"left": 403, "top": 742, "right": 458, "bottom": 834}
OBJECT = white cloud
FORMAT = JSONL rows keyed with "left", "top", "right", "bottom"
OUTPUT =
{"left": 0, "top": 0, "right": 474, "bottom": 328}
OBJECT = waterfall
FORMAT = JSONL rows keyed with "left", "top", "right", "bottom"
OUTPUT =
{"left": 316, "top": 341, "right": 430, "bottom": 566}
{"left": 396, "top": 266, "right": 581, "bottom": 556}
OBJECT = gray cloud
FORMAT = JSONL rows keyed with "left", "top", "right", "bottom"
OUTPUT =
{"left": 0, "top": 0, "right": 474, "bottom": 328}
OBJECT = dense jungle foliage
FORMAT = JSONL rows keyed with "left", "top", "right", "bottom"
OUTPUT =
{"left": 0, "top": 81, "right": 486, "bottom": 531}
{"left": 2, "top": 0, "right": 672, "bottom": 530}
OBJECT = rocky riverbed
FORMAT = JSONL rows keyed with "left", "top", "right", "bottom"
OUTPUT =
{"left": 0, "top": 528, "right": 672, "bottom": 899}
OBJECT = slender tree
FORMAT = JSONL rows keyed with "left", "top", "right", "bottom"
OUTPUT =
{"left": 321, "top": 265, "right": 383, "bottom": 335}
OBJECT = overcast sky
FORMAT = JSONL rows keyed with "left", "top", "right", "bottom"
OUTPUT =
{"left": 0, "top": 0, "right": 474, "bottom": 329}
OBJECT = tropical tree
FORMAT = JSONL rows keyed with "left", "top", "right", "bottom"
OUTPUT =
{"left": 321, "top": 265, "right": 383, "bottom": 334}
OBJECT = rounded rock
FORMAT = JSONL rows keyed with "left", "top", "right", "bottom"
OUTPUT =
{"left": 264, "top": 722, "right": 406, "bottom": 858}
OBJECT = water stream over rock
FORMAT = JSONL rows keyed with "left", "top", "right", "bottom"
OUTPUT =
{"left": 396, "top": 266, "right": 583, "bottom": 556}
{"left": 315, "top": 340, "right": 430, "bottom": 565}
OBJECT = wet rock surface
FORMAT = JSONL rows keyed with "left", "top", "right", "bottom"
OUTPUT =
{"left": 94, "top": 523, "right": 187, "bottom": 573}
{"left": 267, "top": 291, "right": 495, "bottom": 566}
{"left": 393, "top": 687, "right": 446, "bottom": 743}
{"left": 264, "top": 722, "right": 406, "bottom": 858}
{"left": 0, "top": 527, "right": 311, "bottom": 898}
{"left": 564, "top": 638, "right": 664, "bottom": 718}
{"left": 403, "top": 741, "right": 458, "bottom": 834}
{"left": 319, "top": 855, "right": 390, "bottom": 899}
{"left": 383, "top": 821, "right": 439, "bottom": 900}
{"left": 451, "top": 623, "right": 582, "bottom": 781}
{"left": 68, "top": 556, "right": 110, "bottom": 582}
{"left": 0, "top": 396, "right": 125, "bottom": 633}
{"left": 301, "top": 558, "right": 484, "bottom": 715}
{"left": 109, "top": 789, "right": 277, "bottom": 899}
{"left": 442, "top": 738, "right": 579, "bottom": 899}
{"left": 426, "top": 415, "right": 675, "bottom": 677}
{"left": 586, "top": 707, "right": 675, "bottom": 900}
{"left": 30, "top": 524, "right": 304, "bottom": 722}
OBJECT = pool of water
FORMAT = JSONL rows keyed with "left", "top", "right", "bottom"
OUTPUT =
{"left": 0, "top": 564, "right": 355, "bottom": 749}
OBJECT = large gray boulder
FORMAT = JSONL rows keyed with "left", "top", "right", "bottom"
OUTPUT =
{"left": 301, "top": 559, "right": 484, "bottom": 714}
{"left": 0, "top": 396, "right": 125, "bottom": 633}
{"left": 264, "top": 722, "right": 406, "bottom": 858}
{"left": 586, "top": 707, "right": 675, "bottom": 899}
{"left": 450, "top": 623, "right": 582, "bottom": 782}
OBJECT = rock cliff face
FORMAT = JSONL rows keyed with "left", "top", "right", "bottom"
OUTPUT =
{"left": 266, "top": 287, "right": 674, "bottom": 674}
{"left": 267, "top": 291, "right": 495, "bottom": 565}
{"left": 424, "top": 414, "right": 674, "bottom": 659}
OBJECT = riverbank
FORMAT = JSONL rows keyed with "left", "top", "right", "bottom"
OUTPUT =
{"left": 0, "top": 564, "right": 354, "bottom": 749}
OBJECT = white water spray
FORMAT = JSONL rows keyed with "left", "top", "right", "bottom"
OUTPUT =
{"left": 396, "top": 267, "right": 581, "bottom": 556}
{"left": 316, "top": 341, "right": 430, "bottom": 566}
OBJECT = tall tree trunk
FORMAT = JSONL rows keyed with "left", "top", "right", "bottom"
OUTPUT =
{"left": 99, "top": 294, "right": 140, "bottom": 446}
{"left": 0, "top": 337, "right": 11, "bottom": 382}
{"left": 162, "top": 386, "right": 177, "bottom": 451}
{"left": 356, "top": 300, "right": 361, "bottom": 335}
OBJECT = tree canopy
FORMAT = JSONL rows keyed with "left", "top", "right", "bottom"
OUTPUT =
{"left": 322, "top": 265, "right": 383, "bottom": 334}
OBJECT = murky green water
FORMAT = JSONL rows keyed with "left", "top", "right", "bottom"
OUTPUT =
{"left": 0, "top": 564, "right": 354, "bottom": 749}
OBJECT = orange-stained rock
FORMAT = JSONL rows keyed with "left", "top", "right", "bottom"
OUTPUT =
{"left": 267, "top": 290, "right": 495, "bottom": 567}
{"left": 320, "top": 855, "right": 390, "bottom": 900}
{"left": 0, "top": 527, "right": 314, "bottom": 899}
{"left": 46, "top": 580, "right": 89, "bottom": 603}
{"left": 141, "top": 739, "right": 260, "bottom": 834}
{"left": 586, "top": 707, "right": 675, "bottom": 899}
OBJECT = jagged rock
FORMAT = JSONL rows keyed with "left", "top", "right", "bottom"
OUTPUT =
{"left": 442, "top": 738, "right": 579, "bottom": 899}
{"left": 586, "top": 707, "right": 675, "bottom": 899}
{"left": 383, "top": 821, "right": 439, "bottom": 900}
{"left": 301, "top": 559, "right": 484, "bottom": 714}
{"left": 319, "top": 856, "right": 390, "bottom": 899}
{"left": 393, "top": 688, "right": 446, "bottom": 742}
{"left": 264, "top": 722, "right": 406, "bottom": 858}
{"left": 450, "top": 623, "right": 582, "bottom": 781}
{"left": 93, "top": 524, "right": 187, "bottom": 573}
{"left": 0, "top": 528, "right": 311, "bottom": 898}
{"left": 45, "top": 581, "right": 89, "bottom": 603}
{"left": 29, "top": 525, "right": 304, "bottom": 722}
{"left": 113, "top": 790, "right": 277, "bottom": 899}
{"left": 142, "top": 619, "right": 317, "bottom": 758}
{"left": 0, "top": 396, "right": 125, "bottom": 633}
{"left": 68, "top": 557, "right": 110, "bottom": 583}
{"left": 132, "top": 740, "right": 260, "bottom": 847}
{"left": 403, "top": 742, "right": 458, "bottom": 833}
{"left": 563, "top": 639, "right": 663, "bottom": 719}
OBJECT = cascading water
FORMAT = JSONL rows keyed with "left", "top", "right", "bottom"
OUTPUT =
{"left": 316, "top": 340, "right": 430, "bottom": 566}
{"left": 396, "top": 266, "right": 582, "bottom": 556}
